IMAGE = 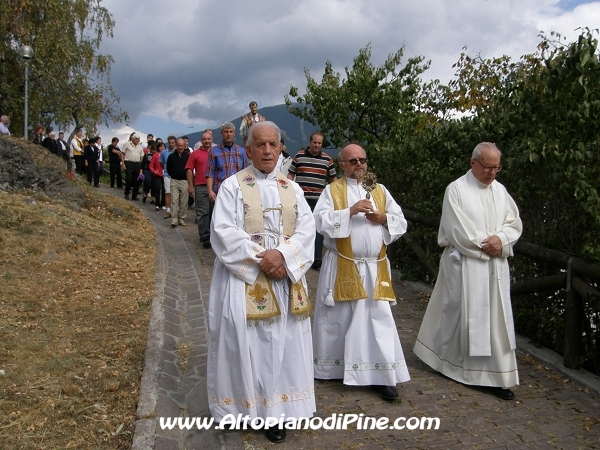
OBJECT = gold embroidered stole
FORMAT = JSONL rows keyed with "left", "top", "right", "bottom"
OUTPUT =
{"left": 330, "top": 178, "right": 395, "bottom": 302}
{"left": 236, "top": 167, "right": 310, "bottom": 323}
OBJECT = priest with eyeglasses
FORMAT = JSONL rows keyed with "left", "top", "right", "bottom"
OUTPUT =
{"left": 312, "top": 143, "right": 411, "bottom": 401}
{"left": 414, "top": 142, "right": 523, "bottom": 401}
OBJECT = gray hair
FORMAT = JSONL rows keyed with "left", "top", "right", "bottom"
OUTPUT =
{"left": 0, "top": 115, "right": 8, "bottom": 121}
{"left": 472, "top": 142, "right": 501, "bottom": 159}
{"left": 246, "top": 121, "right": 281, "bottom": 148}
{"left": 131, "top": 133, "right": 141, "bottom": 140}
{"left": 221, "top": 122, "right": 235, "bottom": 131}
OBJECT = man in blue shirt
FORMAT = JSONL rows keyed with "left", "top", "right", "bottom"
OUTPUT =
{"left": 205, "top": 122, "right": 248, "bottom": 214}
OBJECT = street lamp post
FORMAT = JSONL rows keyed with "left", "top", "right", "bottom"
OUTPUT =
{"left": 19, "top": 45, "right": 34, "bottom": 139}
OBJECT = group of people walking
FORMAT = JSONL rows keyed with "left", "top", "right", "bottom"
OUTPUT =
{"left": 23, "top": 106, "right": 521, "bottom": 444}
{"left": 202, "top": 118, "right": 522, "bottom": 444}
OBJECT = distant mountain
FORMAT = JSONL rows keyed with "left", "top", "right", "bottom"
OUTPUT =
{"left": 185, "top": 104, "right": 331, "bottom": 155}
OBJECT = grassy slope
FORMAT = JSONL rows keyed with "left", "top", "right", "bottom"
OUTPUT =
{"left": 0, "top": 138, "right": 156, "bottom": 449}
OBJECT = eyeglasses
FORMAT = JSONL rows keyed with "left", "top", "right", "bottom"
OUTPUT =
{"left": 342, "top": 158, "right": 367, "bottom": 165}
{"left": 473, "top": 159, "right": 502, "bottom": 173}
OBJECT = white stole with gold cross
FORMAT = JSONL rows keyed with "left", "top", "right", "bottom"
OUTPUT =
{"left": 236, "top": 166, "right": 311, "bottom": 325}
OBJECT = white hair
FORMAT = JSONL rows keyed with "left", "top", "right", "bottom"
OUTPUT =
{"left": 472, "top": 142, "right": 501, "bottom": 159}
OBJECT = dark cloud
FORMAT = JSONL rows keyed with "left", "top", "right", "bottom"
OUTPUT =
{"left": 98, "top": 0, "right": 600, "bottom": 138}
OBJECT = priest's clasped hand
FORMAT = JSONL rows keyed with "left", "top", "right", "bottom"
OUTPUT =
{"left": 350, "top": 199, "right": 375, "bottom": 216}
{"left": 350, "top": 200, "right": 387, "bottom": 224}
{"left": 257, "top": 249, "right": 287, "bottom": 280}
{"left": 482, "top": 235, "right": 502, "bottom": 257}
{"left": 365, "top": 210, "right": 387, "bottom": 225}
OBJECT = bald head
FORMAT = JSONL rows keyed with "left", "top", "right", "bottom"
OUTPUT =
{"left": 339, "top": 144, "right": 367, "bottom": 180}
{"left": 176, "top": 138, "right": 186, "bottom": 153}
{"left": 201, "top": 132, "right": 213, "bottom": 149}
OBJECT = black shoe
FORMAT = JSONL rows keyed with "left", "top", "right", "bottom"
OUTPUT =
{"left": 202, "top": 241, "right": 212, "bottom": 249}
{"left": 265, "top": 428, "right": 286, "bottom": 443}
{"left": 142, "top": 196, "right": 146, "bottom": 203}
{"left": 487, "top": 387, "right": 515, "bottom": 400}
{"left": 311, "top": 260, "right": 322, "bottom": 271}
{"left": 132, "top": 197, "right": 139, "bottom": 201}
{"left": 124, "top": 194, "right": 130, "bottom": 200}
{"left": 372, "top": 385, "right": 398, "bottom": 401}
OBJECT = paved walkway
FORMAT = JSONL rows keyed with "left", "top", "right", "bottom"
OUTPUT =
{"left": 104, "top": 188, "right": 600, "bottom": 450}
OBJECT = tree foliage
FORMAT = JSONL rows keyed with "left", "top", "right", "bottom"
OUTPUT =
{"left": 449, "top": 30, "right": 600, "bottom": 260}
{"left": 0, "top": 0, "right": 128, "bottom": 136}
{"left": 286, "top": 30, "right": 600, "bottom": 371}
{"left": 285, "top": 44, "right": 432, "bottom": 147}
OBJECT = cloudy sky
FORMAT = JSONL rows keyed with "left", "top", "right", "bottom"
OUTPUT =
{"left": 98, "top": 0, "right": 600, "bottom": 142}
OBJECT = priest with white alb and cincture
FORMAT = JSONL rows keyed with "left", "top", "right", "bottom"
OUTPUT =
{"left": 414, "top": 142, "right": 522, "bottom": 401}
{"left": 312, "top": 143, "right": 411, "bottom": 402}
{"left": 207, "top": 121, "right": 315, "bottom": 444}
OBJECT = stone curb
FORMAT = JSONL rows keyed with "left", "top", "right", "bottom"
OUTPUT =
{"left": 131, "top": 206, "right": 167, "bottom": 450}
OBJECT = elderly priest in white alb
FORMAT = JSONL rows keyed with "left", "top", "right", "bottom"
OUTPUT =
{"left": 414, "top": 142, "right": 522, "bottom": 401}
{"left": 207, "top": 121, "right": 316, "bottom": 444}
{"left": 312, "top": 143, "right": 410, "bottom": 402}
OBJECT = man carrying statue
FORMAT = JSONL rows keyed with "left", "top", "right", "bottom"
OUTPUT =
{"left": 240, "top": 100, "right": 266, "bottom": 147}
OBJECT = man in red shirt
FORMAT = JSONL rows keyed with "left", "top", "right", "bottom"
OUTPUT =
{"left": 186, "top": 131, "right": 213, "bottom": 248}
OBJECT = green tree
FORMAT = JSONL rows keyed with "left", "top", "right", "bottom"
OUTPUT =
{"left": 284, "top": 31, "right": 600, "bottom": 371}
{"left": 285, "top": 44, "right": 431, "bottom": 148}
{"left": 449, "top": 30, "right": 600, "bottom": 259}
{"left": 418, "top": 30, "right": 600, "bottom": 370}
{"left": 0, "top": 0, "right": 128, "bottom": 137}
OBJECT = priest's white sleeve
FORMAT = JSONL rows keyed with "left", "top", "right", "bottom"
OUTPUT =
{"left": 210, "top": 176, "right": 264, "bottom": 285}
{"left": 381, "top": 184, "right": 407, "bottom": 245}
{"left": 275, "top": 182, "right": 316, "bottom": 284}
{"left": 498, "top": 193, "right": 522, "bottom": 257}
{"left": 439, "top": 183, "right": 490, "bottom": 261}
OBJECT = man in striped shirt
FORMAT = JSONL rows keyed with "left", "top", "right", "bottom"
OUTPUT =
{"left": 288, "top": 132, "right": 338, "bottom": 269}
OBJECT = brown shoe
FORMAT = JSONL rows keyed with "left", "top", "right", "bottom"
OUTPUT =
{"left": 178, "top": 220, "right": 186, "bottom": 226}
{"left": 164, "top": 212, "right": 171, "bottom": 219}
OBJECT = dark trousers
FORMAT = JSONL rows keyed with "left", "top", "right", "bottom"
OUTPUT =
{"left": 306, "top": 198, "right": 324, "bottom": 263}
{"left": 74, "top": 155, "right": 83, "bottom": 174}
{"left": 124, "top": 161, "right": 141, "bottom": 198}
{"left": 142, "top": 170, "right": 152, "bottom": 195}
{"left": 152, "top": 176, "right": 164, "bottom": 207}
{"left": 109, "top": 160, "right": 123, "bottom": 188}
{"left": 86, "top": 162, "right": 100, "bottom": 186}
